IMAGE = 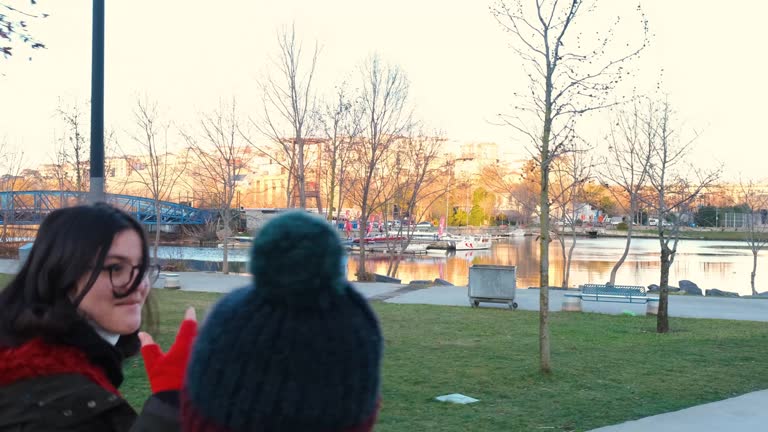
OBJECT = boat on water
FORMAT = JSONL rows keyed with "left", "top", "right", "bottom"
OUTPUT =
{"left": 444, "top": 234, "right": 492, "bottom": 251}
{"left": 408, "top": 230, "right": 441, "bottom": 241}
{"left": 403, "top": 243, "right": 429, "bottom": 253}
{"left": 507, "top": 228, "right": 528, "bottom": 237}
{"left": 351, "top": 233, "right": 407, "bottom": 244}
{"left": 348, "top": 240, "right": 429, "bottom": 255}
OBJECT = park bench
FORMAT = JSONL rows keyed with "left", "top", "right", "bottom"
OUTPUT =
{"left": 564, "top": 284, "right": 658, "bottom": 304}
{"left": 562, "top": 284, "right": 660, "bottom": 314}
{"left": 578, "top": 284, "right": 650, "bottom": 303}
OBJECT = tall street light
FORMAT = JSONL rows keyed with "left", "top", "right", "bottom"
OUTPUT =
{"left": 89, "top": 0, "right": 105, "bottom": 203}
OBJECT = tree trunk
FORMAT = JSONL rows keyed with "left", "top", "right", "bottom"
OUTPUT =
{"left": 751, "top": 250, "right": 758, "bottom": 296}
{"left": 609, "top": 222, "right": 633, "bottom": 285}
{"left": 539, "top": 160, "right": 551, "bottom": 374}
{"left": 558, "top": 235, "right": 567, "bottom": 288}
{"left": 335, "top": 185, "right": 345, "bottom": 224}
{"left": 327, "top": 167, "right": 337, "bottom": 222}
{"left": 391, "top": 254, "right": 402, "bottom": 278}
{"left": 657, "top": 247, "right": 671, "bottom": 333}
{"left": 565, "top": 228, "right": 577, "bottom": 288}
{"left": 387, "top": 233, "right": 410, "bottom": 278}
{"left": 538, "top": 71, "right": 553, "bottom": 373}
{"left": 222, "top": 208, "right": 230, "bottom": 274}
{"left": 154, "top": 202, "right": 161, "bottom": 262}
{"left": 357, "top": 206, "right": 368, "bottom": 281}
{"left": 297, "top": 140, "right": 307, "bottom": 209}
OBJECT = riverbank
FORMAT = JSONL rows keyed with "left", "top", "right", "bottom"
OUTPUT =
{"left": 142, "top": 270, "right": 768, "bottom": 322}
{"left": 547, "top": 224, "right": 768, "bottom": 241}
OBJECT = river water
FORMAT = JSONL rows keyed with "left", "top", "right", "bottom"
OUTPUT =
{"left": 156, "top": 236, "right": 768, "bottom": 296}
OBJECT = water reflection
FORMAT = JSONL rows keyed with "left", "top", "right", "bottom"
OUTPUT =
{"left": 345, "top": 237, "right": 760, "bottom": 296}
{"left": 156, "top": 236, "right": 765, "bottom": 296}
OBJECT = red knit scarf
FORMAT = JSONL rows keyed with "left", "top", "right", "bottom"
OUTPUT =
{"left": 0, "top": 338, "right": 119, "bottom": 395}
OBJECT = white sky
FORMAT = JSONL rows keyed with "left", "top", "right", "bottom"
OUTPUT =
{"left": 1, "top": 0, "right": 766, "bottom": 181}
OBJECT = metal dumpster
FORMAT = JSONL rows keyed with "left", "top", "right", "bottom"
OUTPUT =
{"left": 468, "top": 264, "right": 518, "bottom": 309}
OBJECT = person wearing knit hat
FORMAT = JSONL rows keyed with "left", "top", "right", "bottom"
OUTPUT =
{"left": 181, "top": 211, "right": 383, "bottom": 432}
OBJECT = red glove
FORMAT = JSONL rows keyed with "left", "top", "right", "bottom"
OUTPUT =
{"left": 138, "top": 307, "right": 197, "bottom": 394}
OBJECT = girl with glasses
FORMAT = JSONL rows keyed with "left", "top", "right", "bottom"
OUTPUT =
{"left": 0, "top": 203, "right": 195, "bottom": 432}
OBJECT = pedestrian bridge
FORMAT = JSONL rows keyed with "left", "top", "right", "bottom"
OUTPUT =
{"left": 0, "top": 190, "right": 212, "bottom": 225}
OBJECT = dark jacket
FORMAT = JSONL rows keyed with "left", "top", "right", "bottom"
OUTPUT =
{"left": 0, "top": 373, "right": 180, "bottom": 432}
{"left": 0, "top": 321, "right": 180, "bottom": 432}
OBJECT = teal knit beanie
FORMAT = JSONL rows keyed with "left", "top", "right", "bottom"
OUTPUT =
{"left": 181, "top": 211, "right": 382, "bottom": 432}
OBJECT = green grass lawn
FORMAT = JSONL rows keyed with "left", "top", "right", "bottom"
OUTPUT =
{"left": 121, "top": 289, "right": 768, "bottom": 431}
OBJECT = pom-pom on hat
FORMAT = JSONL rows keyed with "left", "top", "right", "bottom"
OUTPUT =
{"left": 181, "top": 211, "right": 382, "bottom": 432}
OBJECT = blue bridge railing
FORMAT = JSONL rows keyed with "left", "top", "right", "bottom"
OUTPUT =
{"left": 0, "top": 190, "right": 212, "bottom": 225}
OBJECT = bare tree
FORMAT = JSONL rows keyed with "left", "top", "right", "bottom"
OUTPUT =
{"left": 643, "top": 98, "right": 719, "bottom": 333}
{"left": 385, "top": 132, "right": 448, "bottom": 278}
{"left": 482, "top": 159, "right": 541, "bottom": 226}
{"left": 318, "top": 83, "right": 364, "bottom": 223}
{"left": 183, "top": 100, "right": 254, "bottom": 274}
{"left": 57, "top": 99, "right": 89, "bottom": 192}
{"left": 491, "top": 0, "right": 648, "bottom": 372}
{"left": 103, "top": 127, "right": 130, "bottom": 194}
{"left": 0, "top": 141, "right": 31, "bottom": 241}
{"left": 250, "top": 24, "right": 318, "bottom": 209}
{"left": 737, "top": 179, "right": 768, "bottom": 296}
{"left": 550, "top": 149, "right": 592, "bottom": 288}
{"left": 600, "top": 100, "right": 654, "bottom": 285}
{"left": 348, "top": 55, "right": 411, "bottom": 280}
{"left": 43, "top": 130, "right": 75, "bottom": 212}
{"left": 127, "top": 98, "right": 187, "bottom": 261}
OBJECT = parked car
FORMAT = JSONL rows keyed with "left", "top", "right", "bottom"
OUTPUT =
{"left": 416, "top": 221, "right": 434, "bottom": 229}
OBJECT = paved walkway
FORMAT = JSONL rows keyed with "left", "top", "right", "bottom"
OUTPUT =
{"left": 589, "top": 390, "right": 768, "bottom": 432}
{"left": 149, "top": 268, "right": 768, "bottom": 322}
{"left": 383, "top": 284, "right": 768, "bottom": 322}
{"left": 0, "top": 259, "right": 19, "bottom": 274}
{"left": 2, "top": 259, "right": 767, "bottom": 430}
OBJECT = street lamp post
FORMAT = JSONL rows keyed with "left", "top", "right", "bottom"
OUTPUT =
{"left": 89, "top": 0, "right": 105, "bottom": 203}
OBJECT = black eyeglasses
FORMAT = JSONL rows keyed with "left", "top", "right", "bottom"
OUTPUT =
{"left": 101, "top": 263, "right": 161, "bottom": 291}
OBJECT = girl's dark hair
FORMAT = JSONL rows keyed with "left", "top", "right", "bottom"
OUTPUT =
{"left": 0, "top": 203, "right": 154, "bottom": 349}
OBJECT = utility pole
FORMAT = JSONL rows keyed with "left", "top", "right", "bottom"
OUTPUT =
{"left": 89, "top": 0, "right": 105, "bottom": 203}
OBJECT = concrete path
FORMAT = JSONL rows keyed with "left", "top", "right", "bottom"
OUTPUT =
{"left": 589, "top": 390, "right": 768, "bottom": 432}
{"left": 383, "top": 284, "right": 768, "bottom": 322}
{"left": 155, "top": 271, "right": 405, "bottom": 299}
{"left": 0, "top": 259, "right": 19, "bottom": 274}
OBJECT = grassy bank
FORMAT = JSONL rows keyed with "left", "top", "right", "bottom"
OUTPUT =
{"left": 121, "top": 289, "right": 768, "bottom": 431}
{"left": 597, "top": 228, "right": 768, "bottom": 242}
